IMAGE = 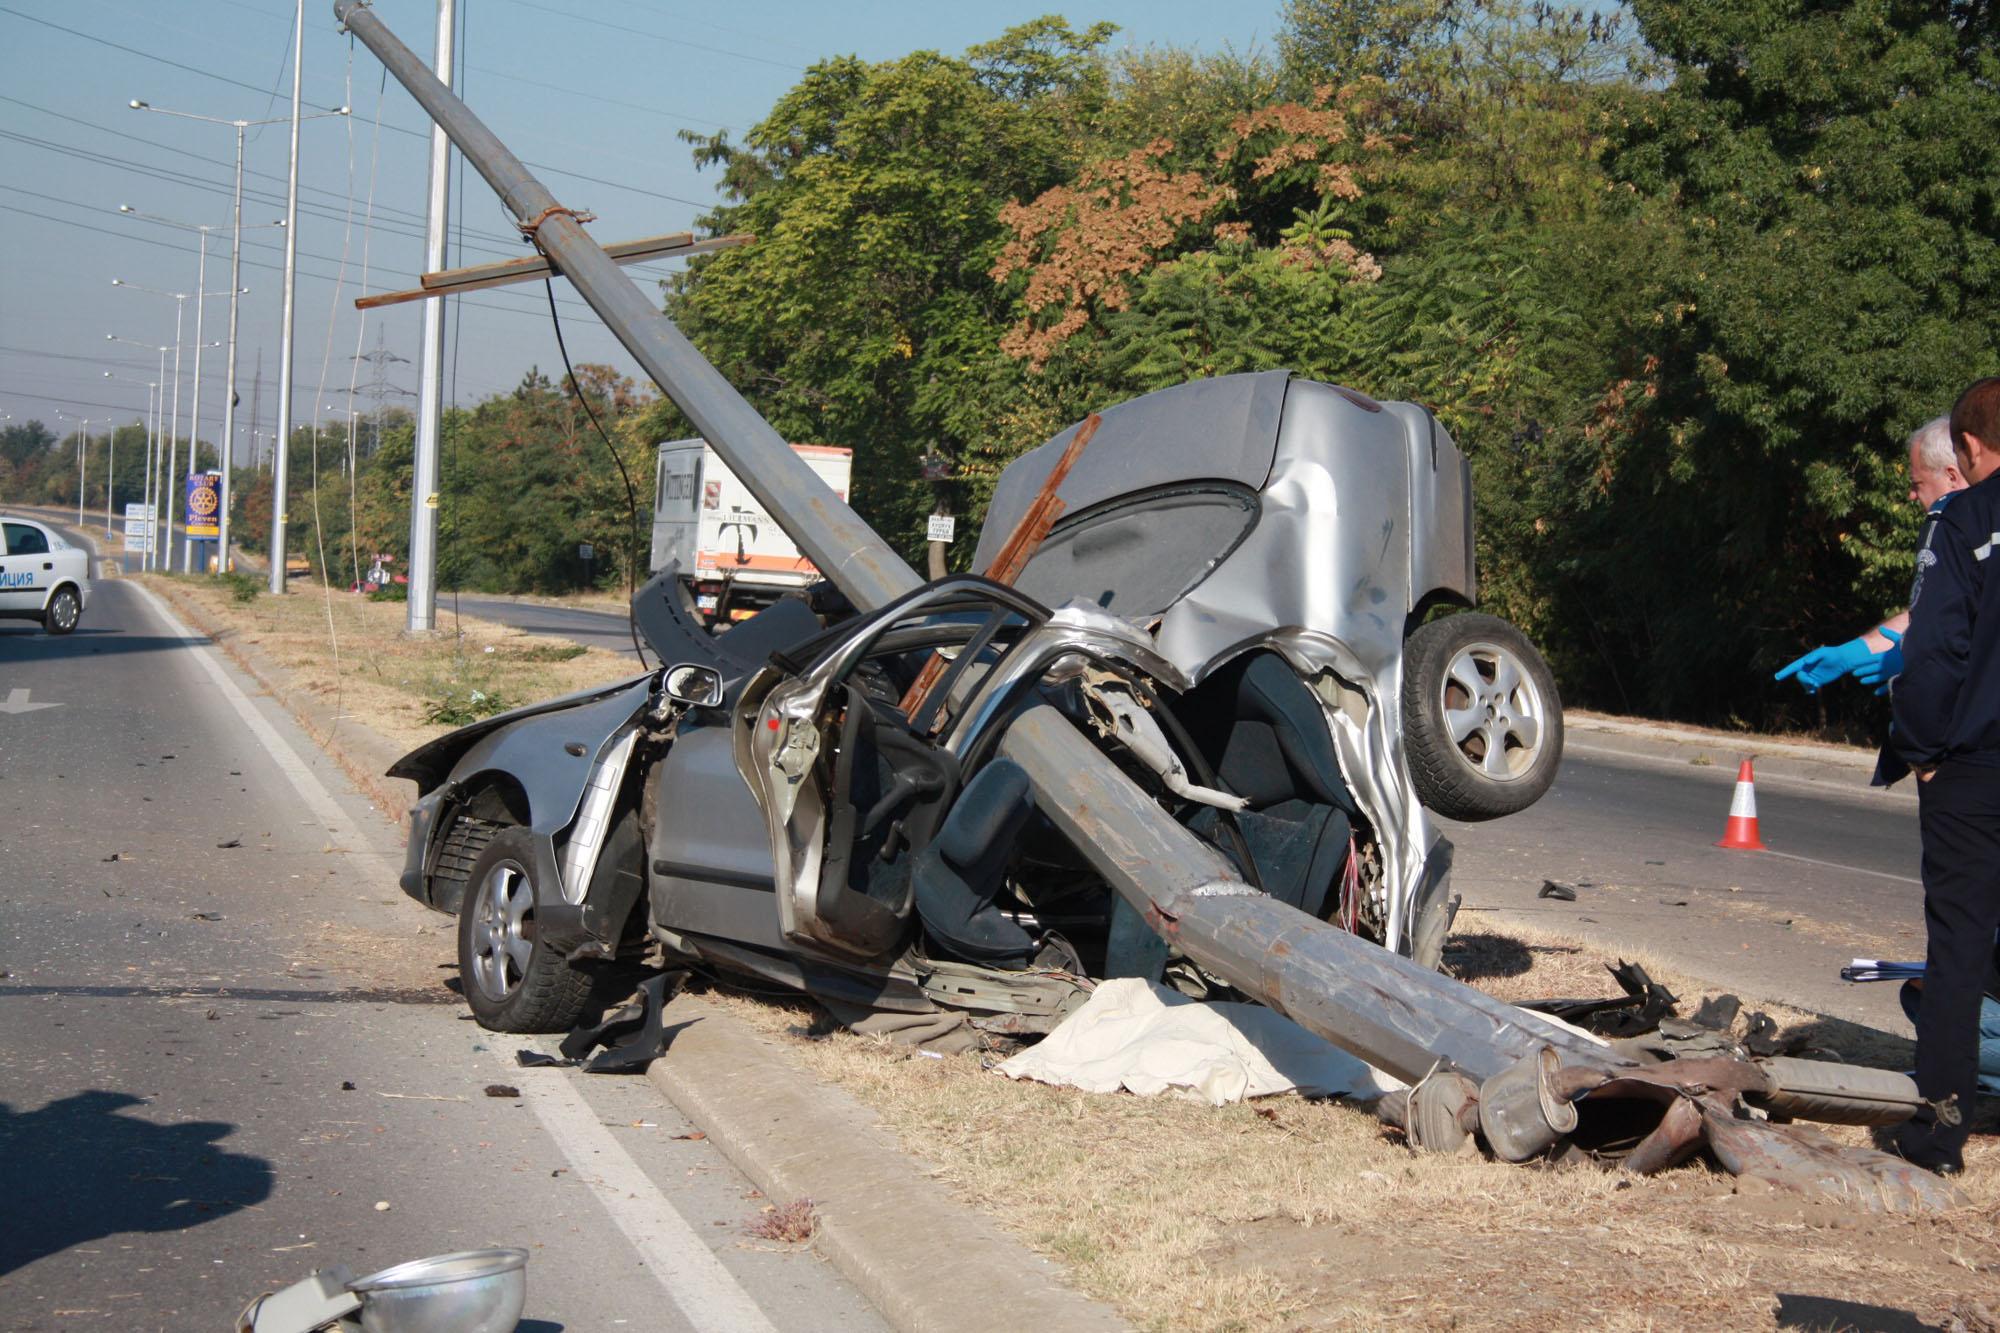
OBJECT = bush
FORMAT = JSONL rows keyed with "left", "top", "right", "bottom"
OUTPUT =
{"left": 422, "top": 683, "right": 515, "bottom": 727}
{"left": 367, "top": 583, "right": 408, "bottom": 602}
{"left": 219, "top": 571, "right": 261, "bottom": 604}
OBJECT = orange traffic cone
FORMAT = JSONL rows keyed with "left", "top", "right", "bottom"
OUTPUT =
{"left": 1716, "top": 758, "right": 1766, "bottom": 851}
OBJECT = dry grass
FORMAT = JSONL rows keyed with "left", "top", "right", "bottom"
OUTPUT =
{"left": 142, "top": 572, "right": 640, "bottom": 754}
{"left": 700, "top": 925, "right": 2000, "bottom": 1332}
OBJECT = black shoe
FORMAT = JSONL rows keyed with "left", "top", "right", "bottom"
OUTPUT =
{"left": 1892, "top": 1125, "right": 1966, "bottom": 1176}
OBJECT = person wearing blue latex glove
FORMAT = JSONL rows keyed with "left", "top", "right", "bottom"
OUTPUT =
{"left": 1853, "top": 626, "right": 1904, "bottom": 689}
{"left": 1776, "top": 636, "right": 1879, "bottom": 691}
{"left": 1777, "top": 417, "right": 1966, "bottom": 693}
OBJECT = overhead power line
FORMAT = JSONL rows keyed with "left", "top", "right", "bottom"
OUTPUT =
{"left": 0, "top": 5, "right": 717, "bottom": 208}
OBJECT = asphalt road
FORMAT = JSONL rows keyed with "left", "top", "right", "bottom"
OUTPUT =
{"left": 0, "top": 542, "right": 886, "bottom": 1332}
{"left": 448, "top": 596, "right": 646, "bottom": 660}
{"left": 1444, "top": 732, "right": 1923, "bottom": 1030}
{"left": 463, "top": 597, "right": 1928, "bottom": 1031}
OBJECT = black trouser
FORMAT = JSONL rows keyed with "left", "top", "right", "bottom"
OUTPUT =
{"left": 1913, "top": 759, "right": 2000, "bottom": 1151}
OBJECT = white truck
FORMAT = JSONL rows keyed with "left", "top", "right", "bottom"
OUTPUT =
{"left": 650, "top": 438, "right": 854, "bottom": 624}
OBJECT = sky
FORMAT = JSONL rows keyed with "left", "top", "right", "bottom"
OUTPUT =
{"left": 0, "top": 0, "right": 1285, "bottom": 469}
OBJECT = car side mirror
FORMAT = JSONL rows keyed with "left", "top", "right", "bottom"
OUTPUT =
{"left": 663, "top": 663, "right": 723, "bottom": 709}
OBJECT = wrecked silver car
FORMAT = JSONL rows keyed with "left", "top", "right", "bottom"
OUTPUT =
{"left": 390, "top": 371, "right": 1562, "bottom": 1034}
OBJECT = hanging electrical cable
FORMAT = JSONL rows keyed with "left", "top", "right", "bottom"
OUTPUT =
{"left": 343, "top": 66, "right": 388, "bottom": 595}
{"left": 541, "top": 277, "right": 650, "bottom": 667}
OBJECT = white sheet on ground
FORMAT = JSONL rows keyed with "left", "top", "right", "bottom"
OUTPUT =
{"left": 996, "top": 977, "right": 1406, "bottom": 1106}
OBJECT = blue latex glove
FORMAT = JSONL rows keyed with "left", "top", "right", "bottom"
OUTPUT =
{"left": 1775, "top": 637, "right": 1875, "bottom": 693}
{"left": 1852, "top": 627, "right": 1904, "bottom": 688}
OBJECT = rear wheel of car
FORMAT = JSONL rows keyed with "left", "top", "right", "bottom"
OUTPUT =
{"left": 458, "top": 827, "right": 592, "bottom": 1033}
{"left": 43, "top": 586, "right": 80, "bottom": 636}
{"left": 1402, "top": 613, "right": 1561, "bottom": 821}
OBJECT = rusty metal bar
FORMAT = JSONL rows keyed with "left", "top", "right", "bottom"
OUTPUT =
{"left": 355, "top": 231, "right": 752, "bottom": 310}
{"left": 333, "top": 0, "right": 920, "bottom": 613}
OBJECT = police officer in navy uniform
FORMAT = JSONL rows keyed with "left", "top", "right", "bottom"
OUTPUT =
{"left": 1890, "top": 375, "right": 2000, "bottom": 1175}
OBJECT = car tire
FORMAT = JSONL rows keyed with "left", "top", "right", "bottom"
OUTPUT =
{"left": 43, "top": 586, "right": 81, "bottom": 636}
{"left": 1402, "top": 613, "right": 1561, "bottom": 821}
{"left": 457, "top": 827, "right": 592, "bottom": 1033}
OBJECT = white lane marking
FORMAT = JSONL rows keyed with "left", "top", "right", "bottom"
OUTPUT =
{"left": 1759, "top": 848, "right": 1922, "bottom": 886}
{"left": 1563, "top": 740, "right": 1919, "bottom": 807}
{"left": 0, "top": 688, "right": 60, "bottom": 714}
{"left": 124, "top": 580, "right": 397, "bottom": 876}
{"left": 129, "top": 578, "right": 770, "bottom": 1329}
{"left": 511, "top": 1055, "right": 781, "bottom": 1333}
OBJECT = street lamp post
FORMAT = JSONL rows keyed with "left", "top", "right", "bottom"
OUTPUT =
{"left": 55, "top": 413, "right": 89, "bottom": 525}
{"left": 129, "top": 98, "right": 345, "bottom": 577}
{"left": 103, "top": 373, "right": 158, "bottom": 539}
{"left": 107, "top": 335, "right": 169, "bottom": 567}
{"left": 118, "top": 206, "right": 263, "bottom": 572}
{"left": 113, "top": 281, "right": 230, "bottom": 572}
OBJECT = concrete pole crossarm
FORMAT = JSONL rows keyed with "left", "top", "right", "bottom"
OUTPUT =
{"left": 999, "top": 706, "right": 1627, "bottom": 1086}
{"left": 333, "top": 0, "right": 919, "bottom": 614}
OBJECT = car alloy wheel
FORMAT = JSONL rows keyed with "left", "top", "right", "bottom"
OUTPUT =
{"left": 468, "top": 859, "right": 535, "bottom": 1004}
{"left": 1439, "top": 640, "right": 1547, "bottom": 783}
{"left": 1402, "top": 612, "right": 1562, "bottom": 821}
{"left": 455, "top": 825, "right": 594, "bottom": 1032}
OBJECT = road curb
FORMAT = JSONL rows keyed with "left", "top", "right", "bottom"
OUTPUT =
{"left": 1566, "top": 709, "right": 1877, "bottom": 771}
{"left": 647, "top": 992, "right": 1127, "bottom": 1333}
{"left": 138, "top": 577, "right": 416, "bottom": 829}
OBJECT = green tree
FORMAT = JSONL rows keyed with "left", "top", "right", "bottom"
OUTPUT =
{"left": 667, "top": 19, "right": 1116, "bottom": 561}
{"left": 1600, "top": 0, "right": 2000, "bottom": 719}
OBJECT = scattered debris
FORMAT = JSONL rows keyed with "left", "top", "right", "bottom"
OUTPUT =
{"left": 483, "top": 1084, "right": 520, "bottom": 1099}
{"left": 514, "top": 1050, "right": 571, "bottom": 1069}
{"left": 216, "top": 838, "right": 243, "bottom": 850}
{"left": 373, "top": 1201, "right": 391, "bottom": 1212}
{"left": 376, "top": 1093, "right": 465, "bottom": 1102}
{"left": 1537, "top": 880, "right": 1578, "bottom": 902}
{"left": 553, "top": 971, "right": 687, "bottom": 1074}
{"left": 101, "top": 852, "right": 123, "bottom": 863}
{"left": 190, "top": 912, "right": 222, "bottom": 922}
{"left": 671, "top": 1131, "right": 706, "bottom": 1141}
{"left": 340, "top": 1081, "right": 356, "bottom": 1091}
{"left": 1519, "top": 961, "right": 1679, "bottom": 1039}
{"left": 1744, "top": 1011, "right": 1787, "bottom": 1057}
{"left": 1690, "top": 994, "right": 1743, "bottom": 1031}
{"left": 744, "top": 1197, "right": 817, "bottom": 1245}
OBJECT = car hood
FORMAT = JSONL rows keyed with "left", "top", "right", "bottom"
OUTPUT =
{"left": 386, "top": 671, "right": 654, "bottom": 791}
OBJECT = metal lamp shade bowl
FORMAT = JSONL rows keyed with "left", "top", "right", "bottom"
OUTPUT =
{"left": 348, "top": 1248, "right": 528, "bottom": 1333}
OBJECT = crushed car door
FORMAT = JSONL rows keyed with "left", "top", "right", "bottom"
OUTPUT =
{"left": 736, "top": 579, "right": 1047, "bottom": 960}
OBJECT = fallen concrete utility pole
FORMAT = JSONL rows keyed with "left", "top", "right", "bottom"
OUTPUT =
{"left": 332, "top": 0, "right": 1962, "bottom": 1213}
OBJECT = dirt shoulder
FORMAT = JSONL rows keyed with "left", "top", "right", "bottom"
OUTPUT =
{"left": 153, "top": 578, "right": 1997, "bottom": 1331}
{"left": 700, "top": 921, "right": 1997, "bottom": 1333}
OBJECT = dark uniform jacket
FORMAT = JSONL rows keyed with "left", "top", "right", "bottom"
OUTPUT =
{"left": 1891, "top": 471, "right": 2000, "bottom": 771}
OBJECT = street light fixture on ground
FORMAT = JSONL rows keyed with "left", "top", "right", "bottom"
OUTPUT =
{"left": 131, "top": 94, "right": 347, "bottom": 581}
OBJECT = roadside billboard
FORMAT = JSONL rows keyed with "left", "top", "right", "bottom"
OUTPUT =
{"left": 185, "top": 472, "right": 222, "bottom": 539}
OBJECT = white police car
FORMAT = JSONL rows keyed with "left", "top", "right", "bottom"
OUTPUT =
{"left": 0, "top": 515, "right": 90, "bottom": 635}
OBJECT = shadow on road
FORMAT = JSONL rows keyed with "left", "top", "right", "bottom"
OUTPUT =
{"left": 0, "top": 628, "right": 192, "bottom": 660}
{"left": 0, "top": 1090, "right": 274, "bottom": 1276}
